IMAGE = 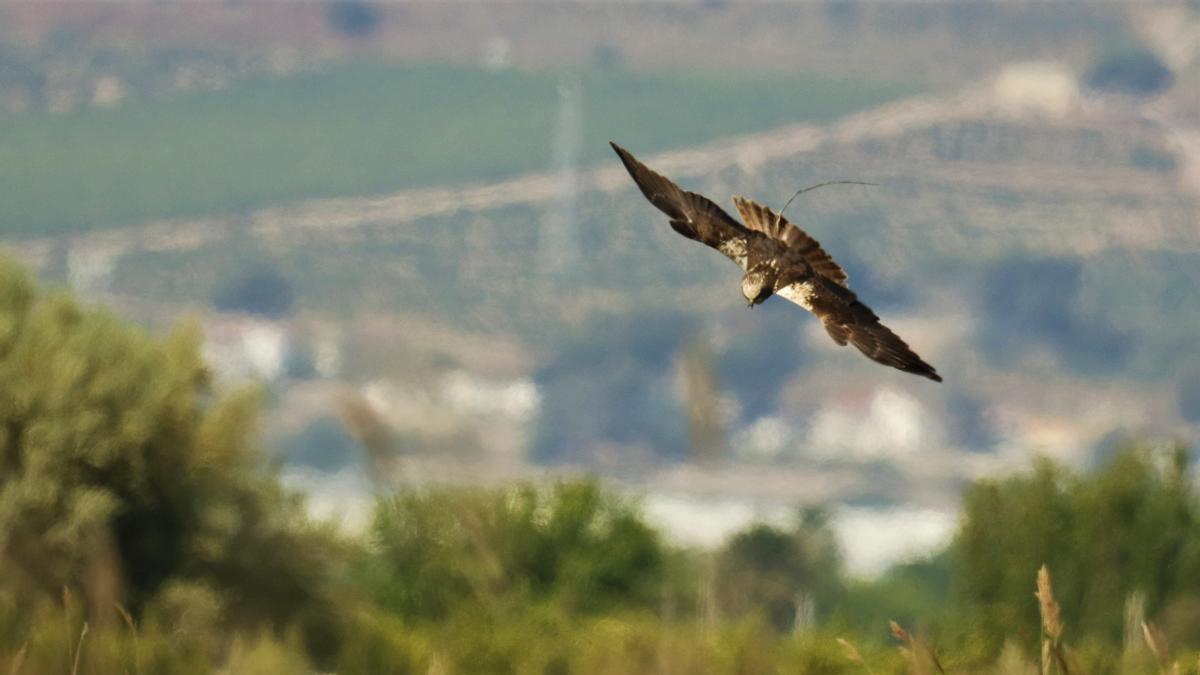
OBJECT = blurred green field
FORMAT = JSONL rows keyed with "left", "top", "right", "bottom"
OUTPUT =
{"left": 0, "top": 63, "right": 916, "bottom": 237}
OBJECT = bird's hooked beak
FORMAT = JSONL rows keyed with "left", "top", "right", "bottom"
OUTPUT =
{"left": 746, "top": 300, "right": 755, "bottom": 309}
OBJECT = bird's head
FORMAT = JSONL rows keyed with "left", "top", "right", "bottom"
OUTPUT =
{"left": 741, "top": 270, "right": 772, "bottom": 308}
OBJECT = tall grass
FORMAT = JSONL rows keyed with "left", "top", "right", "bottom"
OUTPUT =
{"left": 7, "top": 565, "right": 1193, "bottom": 675}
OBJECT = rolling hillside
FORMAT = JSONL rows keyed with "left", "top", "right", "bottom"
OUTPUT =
{"left": 0, "top": 63, "right": 914, "bottom": 236}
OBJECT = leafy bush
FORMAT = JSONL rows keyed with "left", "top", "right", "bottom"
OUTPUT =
{"left": 356, "top": 479, "right": 667, "bottom": 621}
{"left": 334, "top": 607, "right": 432, "bottom": 675}
{"left": 954, "top": 444, "right": 1200, "bottom": 643}
{"left": 840, "top": 552, "right": 954, "bottom": 639}
{"left": 0, "top": 254, "right": 339, "bottom": 632}
{"left": 715, "top": 508, "right": 844, "bottom": 631}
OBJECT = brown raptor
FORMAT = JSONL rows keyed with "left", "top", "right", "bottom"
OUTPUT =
{"left": 611, "top": 141, "right": 941, "bottom": 382}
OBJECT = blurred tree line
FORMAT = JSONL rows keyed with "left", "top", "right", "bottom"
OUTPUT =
{"left": 3, "top": 252, "right": 1200, "bottom": 673}
{"left": 1086, "top": 48, "right": 1173, "bottom": 97}
{"left": 531, "top": 305, "right": 809, "bottom": 465}
{"left": 975, "top": 256, "right": 1133, "bottom": 376}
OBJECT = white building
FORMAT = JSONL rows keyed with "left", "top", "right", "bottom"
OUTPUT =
{"left": 202, "top": 315, "right": 290, "bottom": 382}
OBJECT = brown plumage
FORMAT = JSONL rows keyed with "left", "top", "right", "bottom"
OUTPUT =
{"left": 611, "top": 141, "right": 941, "bottom": 383}
{"left": 733, "top": 196, "right": 849, "bottom": 287}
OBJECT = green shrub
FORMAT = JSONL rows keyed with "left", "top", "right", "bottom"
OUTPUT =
{"left": 356, "top": 479, "right": 667, "bottom": 621}
{"left": 0, "top": 254, "right": 344, "bottom": 662}
{"left": 953, "top": 444, "right": 1200, "bottom": 643}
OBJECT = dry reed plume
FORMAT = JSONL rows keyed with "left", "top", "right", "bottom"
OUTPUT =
{"left": 1036, "top": 564, "right": 1071, "bottom": 674}
{"left": 837, "top": 636, "right": 874, "bottom": 675}
{"left": 6, "top": 643, "right": 27, "bottom": 675}
{"left": 889, "top": 620, "right": 944, "bottom": 675}
{"left": 1142, "top": 620, "right": 1180, "bottom": 675}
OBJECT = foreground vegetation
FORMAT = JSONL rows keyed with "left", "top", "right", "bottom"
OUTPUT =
{"left": 0, "top": 63, "right": 914, "bottom": 236}
{"left": 2, "top": 253, "right": 1199, "bottom": 673}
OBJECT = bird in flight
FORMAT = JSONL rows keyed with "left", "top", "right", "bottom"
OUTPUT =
{"left": 610, "top": 141, "right": 941, "bottom": 382}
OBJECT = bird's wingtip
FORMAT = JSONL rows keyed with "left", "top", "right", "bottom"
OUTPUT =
{"left": 609, "top": 141, "right": 639, "bottom": 171}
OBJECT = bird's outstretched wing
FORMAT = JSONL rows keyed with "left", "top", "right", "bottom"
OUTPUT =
{"left": 731, "top": 196, "right": 849, "bottom": 287}
{"left": 778, "top": 277, "right": 942, "bottom": 382}
{"left": 610, "top": 142, "right": 755, "bottom": 269}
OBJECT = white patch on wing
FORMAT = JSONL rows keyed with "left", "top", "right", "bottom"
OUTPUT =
{"left": 777, "top": 281, "right": 817, "bottom": 312}
{"left": 717, "top": 237, "right": 749, "bottom": 269}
